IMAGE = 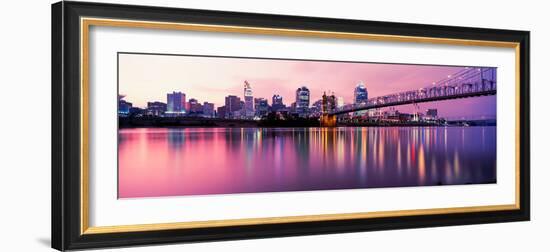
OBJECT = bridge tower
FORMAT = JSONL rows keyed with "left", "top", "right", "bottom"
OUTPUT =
{"left": 320, "top": 92, "right": 337, "bottom": 127}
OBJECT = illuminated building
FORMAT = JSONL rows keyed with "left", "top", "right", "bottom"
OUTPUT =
{"left": 118, "top": 97, "right": 132, "bottom": 116}
{"left": 243, "top": 81, "right": 254, "bottom": 118}
{"left": 295, "top": 86, "right": 310, "bottom": 117}
{"left": 354, "top": 82, "right": 368, "bottom": 104}
{"left": 188, "top": 98, "right": 203, "bottom": 115}
{"left": 166, "top": 91, "right": 186, "bottom": 116}
{"left": 354, "top": 82, "right": 368, "bottom": 117}
{"left": 254, "top": 98, "right": 269, "bottom": 118}
{"left": 146, "top": 101, "right": 166, "bottom": 116}
{"left": 203, "top": 102, "right": 215, "bottom": 118}
{"left": 271, "top": 94, "right": 284, "bottom": 112}
{"left": 225, "top": 95, "right": 242, "bottom": 119}
{"left": 426, "top": 109, "right": 438, "bottom": 119}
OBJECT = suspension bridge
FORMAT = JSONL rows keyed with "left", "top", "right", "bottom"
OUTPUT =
{"left": 320, "top": 67, "right": 496, "bottom": 126}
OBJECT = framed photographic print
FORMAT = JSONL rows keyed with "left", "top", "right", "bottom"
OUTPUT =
{"left": 52, "top": 1, "right": 530, "bottom": 250}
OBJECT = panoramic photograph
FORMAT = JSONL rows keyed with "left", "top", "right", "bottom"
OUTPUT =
{"left": 117, "top": 52, "right": 497, "bottom": 199}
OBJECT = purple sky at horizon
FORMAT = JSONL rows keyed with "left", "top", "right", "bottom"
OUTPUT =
{"left": 119, "top": 53, "right": 496, "bottom": 118}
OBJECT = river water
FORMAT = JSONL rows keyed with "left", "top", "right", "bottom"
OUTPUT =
{"left": 118, "top": 127, "right": 496, "bottom": 198}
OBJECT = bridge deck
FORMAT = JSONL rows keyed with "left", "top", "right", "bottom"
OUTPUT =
{"left": 330, "top": 90, "right": 496, "bottom": 115}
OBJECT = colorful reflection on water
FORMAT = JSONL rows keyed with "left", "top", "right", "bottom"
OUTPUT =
{"left": 118, "top": 127, "right": 496, "bottom": 198}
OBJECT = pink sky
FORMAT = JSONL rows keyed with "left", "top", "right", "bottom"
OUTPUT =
{"left": 119, "top": 53, "right": 496, "bottom": 118}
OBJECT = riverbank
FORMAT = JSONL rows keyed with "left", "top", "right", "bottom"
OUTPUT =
{"left": 119, "top": 117, "right": 495, "bottom": 128}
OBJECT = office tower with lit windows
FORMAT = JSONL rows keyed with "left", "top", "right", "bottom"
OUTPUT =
{"left": 225, "top": 95, "right": 242, "bottom": 119}
{"left": 118, "top": 95, "right": 132, "bottom": 116}
{"left": 188, "top": 98, "right": 203, "bottom": 115}
{"left": 166, "top": 91, "right": 186, "bottom": 116}
{"left": 426, "top": 109, "right": 438, "bottom": 120}
{"left": 203, "top": 102, "right": 215, "bottom": 118}
{"left": 354, "top": 82, "right": 368, "bottom": 104}
{"left": 353, "top": 82, "right": 368, "bottom": 117}
{"left": 271, "top": 94, "right": 284, "bottom": 112}
{"left": 146, "top": 101, "right": 167, "bottom": 116}
{"left": 243, "top": 81, "right": 254, "bottom": 118}
{"left": 295, "top": 86, "right": 310, "bottom": 117}
{"left": 254, "top": 98, "right": 269, "bottom": 117}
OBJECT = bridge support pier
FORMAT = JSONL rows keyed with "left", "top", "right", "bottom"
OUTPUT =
{"left": 320, "top": 114, "right": 337, "bottom": 127}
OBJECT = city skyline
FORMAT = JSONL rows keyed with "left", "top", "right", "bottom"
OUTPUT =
{"left": 118, "top": 53, "right": 498, "bottom": 198}
{"left": 119, "top": 53, "right": 496, "bottom": 118}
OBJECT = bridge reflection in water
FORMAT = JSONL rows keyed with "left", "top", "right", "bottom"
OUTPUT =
{"left": 118, "top": 126, "right": 496, "bottom": 198}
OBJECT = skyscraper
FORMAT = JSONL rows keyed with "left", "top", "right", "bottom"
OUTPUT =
{"left": 243, "top": 81, "right": 254, "bottom": 118}
{"left": 271, "top": 94, "right": 284, "bottom": 112}
{"left": 188, "top": 98, "right": 203, "bottom": 115}
{"left": 203, "top": 102, "right": 215, "bottom": 118}
{"left": 225, "top": 95, "right": 242, "bottom": 118}
{"left": 295, "top": 86, "right": 310, "bottom": 117}
{"left": 354, "top": 82, "right": 369, "bottom": 104}
{"left": 254, "top": 98, "right": 269, "bottom": 117}
{"left": 166, "top": 91, "right": 186, "bottom": 116}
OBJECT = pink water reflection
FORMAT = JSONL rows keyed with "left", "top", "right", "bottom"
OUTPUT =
{"left": 118, "top": 127, "right": 496, "bottom": 198}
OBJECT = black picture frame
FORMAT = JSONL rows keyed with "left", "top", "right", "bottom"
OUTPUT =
{"left": 52, "top": 1, "right": 530, "bottom": 251}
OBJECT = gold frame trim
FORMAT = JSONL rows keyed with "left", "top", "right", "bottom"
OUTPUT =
{"left": 80, "top": 17, "right": 521, "bottom": 235}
